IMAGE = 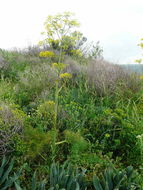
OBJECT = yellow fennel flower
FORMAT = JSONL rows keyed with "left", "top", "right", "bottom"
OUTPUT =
{"left": 52, "top": 63, "right": 59, "bottom": 67}
{"left": 140, "top": 75, "right": 143, "bottom": 80}
{"left": 47, "top": 100, "right": 55, "bottom": 105}
{"left": 60, "top": 73, "right": 72, "bottom": 79}
{"left": 39, "top": 51, "right": 55, "bottom": 57}
{"left": 52, "top": 63, "right": 67, "bottom": 70}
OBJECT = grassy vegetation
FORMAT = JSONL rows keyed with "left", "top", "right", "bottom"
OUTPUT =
{"left": 0, "top": 12, "right": 143, "bottom": 189}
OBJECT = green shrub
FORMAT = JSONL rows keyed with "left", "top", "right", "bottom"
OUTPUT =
{"left": 0, "top": 80, "right": 15, "bottom": 102}
{"left": 0, "top": 49, "right": 29, "bottom": 81}
{"left": 83, "top": 104, "right": 142, "bottom": 164}
{"left": 23, "top": 126, "right": 53, "bottom": 159}
{"left": 0, "top": 103, "right": 26, "bottom": 155}
{"left": 36, "top": 100, "right": 56, "bottom": 131}
{"left": 64, "top": 130, "right": 88, "bottom": 161}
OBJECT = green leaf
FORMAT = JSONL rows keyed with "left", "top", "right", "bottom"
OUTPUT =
{"left": 93, "top": 175, "right": 103, "bottom": 190}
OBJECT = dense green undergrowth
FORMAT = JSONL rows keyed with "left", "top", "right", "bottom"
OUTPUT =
{"left": 0, "top": 46, "right": 143, "bottom": 189}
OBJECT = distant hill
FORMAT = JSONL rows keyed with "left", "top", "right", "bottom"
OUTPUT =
{"left": 121, "top": 64, "right": 143, "bottom": 74}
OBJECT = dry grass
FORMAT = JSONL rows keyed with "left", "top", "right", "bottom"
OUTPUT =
{"left": 61, "top": 57, "right": 142, "bottom": 96}
{"left": 85, "top": 59, "right": 142, "bottom": 96}
{"left": 12, "top": 51, "right": 142, "bottom": 99}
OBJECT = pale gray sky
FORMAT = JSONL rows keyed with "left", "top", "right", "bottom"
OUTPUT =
{"left": 0, "top": 0, "right": 143, "bottom": 64}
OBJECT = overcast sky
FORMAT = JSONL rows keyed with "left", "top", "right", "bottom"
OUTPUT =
{"left": 0, "top": 0, "right": 143, "bottom": 64}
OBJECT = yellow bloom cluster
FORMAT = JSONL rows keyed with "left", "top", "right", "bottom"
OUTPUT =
{"left": 52, "top": 63, "right": 58, "bottom": 67}
{"left": 39, "top": 51, "right": 55, "bottom": 57}
{"left": 47, "top": 100, "right": 55, "bottom": 105}
{"left": 140, "top": 75, "right": 143, "bottom": 80}
{"left": 60, "top": 72, "right": 72, "bottom": 79}
{"left": 37, "top": 100, "right": 55, "bottom": 119}
{"left": 52, "top": 63, "right": 67, "bottom": 70}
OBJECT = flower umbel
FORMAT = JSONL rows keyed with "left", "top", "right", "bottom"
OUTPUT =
{"left": 60, "top": 73, "right": 72, "bottom": 79}
{"left": 52, "top": 63, "right": 59, "bottom": 67}
{"left": 47, "top": 100, "right": 55, "bottom": 105}
{"left": 39, "top": 51, "right": 55, "bottom": 57}
{"left": 52, "top": 63, "right": 67, "bottom": 70}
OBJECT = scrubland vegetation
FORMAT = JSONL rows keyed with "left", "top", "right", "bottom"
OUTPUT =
{"left": 0, "top": 12, "right": 143, "bottom": 189}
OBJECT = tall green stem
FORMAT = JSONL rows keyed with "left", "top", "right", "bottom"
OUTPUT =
{"left": 52, "top": 45, "right": 63, "bottom": 161}
{"left": 54, "top": 80, "right": 59, "bottom": 130}
{"left": 52, "top": 78, "right": 60, "bottom": 161}
{"left": 58, "top": 46, "right": 63, "bottom": 63}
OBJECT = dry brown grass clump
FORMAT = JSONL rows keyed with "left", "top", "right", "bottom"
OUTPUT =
{"left": 58, "top": 57, "right": 141, "bottom": 97}
{"left": 86, "top": 59, "right": 142, "bottom": 96}
{"left": 64, "top": 56, "right": 83, "bottom": 75}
